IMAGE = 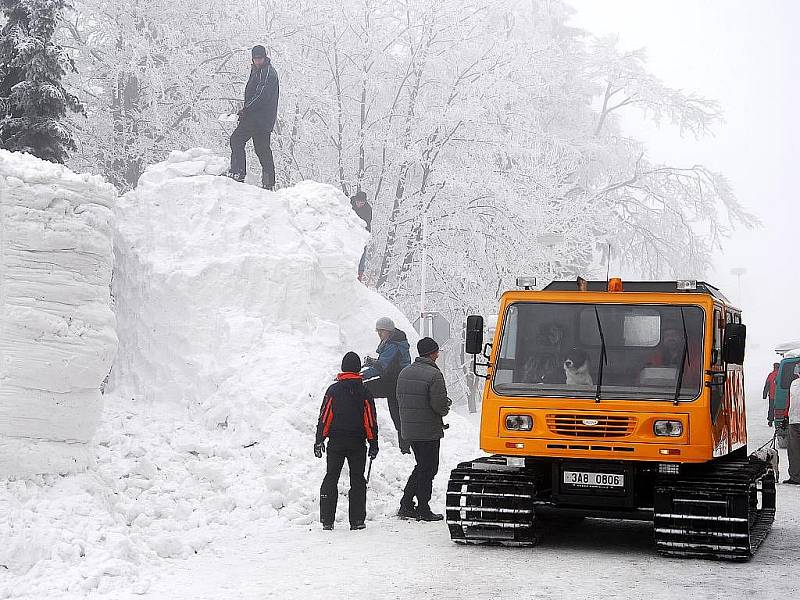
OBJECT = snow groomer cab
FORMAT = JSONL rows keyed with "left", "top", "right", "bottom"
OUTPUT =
{"left": 447, "top": 279, "right": 775, "bottom": 560}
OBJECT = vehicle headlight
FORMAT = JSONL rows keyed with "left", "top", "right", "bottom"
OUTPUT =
{"left": 654, "top": 420, "right": 683, "bottom": 437}
{"left": 505, "top": 415, "right": 533, "bottom": 431}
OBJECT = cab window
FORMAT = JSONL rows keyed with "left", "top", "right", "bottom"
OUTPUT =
{"left": 492, "top": 302, "right": 705, "bottom": 401}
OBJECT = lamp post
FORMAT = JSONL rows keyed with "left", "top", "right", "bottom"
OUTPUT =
{"left": 730, "top": 267, "right": 746, "bottom": 301}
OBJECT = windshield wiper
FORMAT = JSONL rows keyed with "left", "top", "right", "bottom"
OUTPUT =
{"left": 673, "top": 307, "right": 690, "bottom": 405}
{"left": 594, "top": 307, "right": 607, "bottom": 403}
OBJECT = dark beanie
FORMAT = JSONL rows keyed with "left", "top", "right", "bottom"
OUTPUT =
{"left": 341, "top": 352, "right": 362, "bottom": 373}
{"left": 417, "top": 337, "right": 439, "bottom": 357}
{"left": 252, "top": 45, "right": 267, "bottom": 59}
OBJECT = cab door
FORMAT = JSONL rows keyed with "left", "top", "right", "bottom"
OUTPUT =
{"left": 709, "top": 305, "right": 729, "bottom": 457}
{"left": 726, "top": 312, "right": 746, "bottom": 452}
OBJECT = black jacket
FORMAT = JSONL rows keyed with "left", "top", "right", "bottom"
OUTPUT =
{"left": 396, "top": 357, "right": 450, "bottom": 441}
{"left": 316, "top": 373, "right": 378, "bottom": 445}
{"left": 351, "top": 199, "right": 373, "bottom": 232}
{"left": 241, "top": 60, "right": 279, "bottom": 132}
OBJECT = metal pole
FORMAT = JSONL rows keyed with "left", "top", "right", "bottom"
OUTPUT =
{"left": 420, "top": 213, "right": 428, "bottom": 316}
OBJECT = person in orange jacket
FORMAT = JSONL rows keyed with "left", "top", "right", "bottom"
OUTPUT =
{"left": 315, "top": 352, "right": 379, "bottom": 530}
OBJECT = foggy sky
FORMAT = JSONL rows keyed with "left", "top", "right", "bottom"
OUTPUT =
{"left": 570, "top": 0, "right": 800, "bottom": 379}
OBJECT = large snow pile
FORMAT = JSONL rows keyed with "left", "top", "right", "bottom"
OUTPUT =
{"left": 0, "top": 149, "right": 478, "bottom": 598}
{"left": 0, "top": 149, "right": 117, "bottom": 478}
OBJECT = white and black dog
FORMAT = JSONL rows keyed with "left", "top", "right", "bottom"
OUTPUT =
{"left": 563, "top": 348, "right": 593, "bottom": 386}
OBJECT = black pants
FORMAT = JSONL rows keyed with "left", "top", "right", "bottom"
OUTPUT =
{"left": 365, "top": 378, "right": 408, "bottom": 452}
{"left": 401, "top": 440, "right": 440, "bottom": 511}
{"left": 229, "top": 121, "right": 275, "bottom": 188}
{"left": 320, "top": 436, "right": 367, "bottom": 526}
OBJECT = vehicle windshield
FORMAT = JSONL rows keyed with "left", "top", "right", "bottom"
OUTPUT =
{"left": 492, "top": 302, "right": 705, "bottom": 401}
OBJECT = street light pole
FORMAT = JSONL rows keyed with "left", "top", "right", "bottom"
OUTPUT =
{"left": 730, "top": 267, "right": 746, "bottom": 302}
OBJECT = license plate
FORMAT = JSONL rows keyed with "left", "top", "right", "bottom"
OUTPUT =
{"left": 563, "top": 470, "right": 624, "bottom": 488}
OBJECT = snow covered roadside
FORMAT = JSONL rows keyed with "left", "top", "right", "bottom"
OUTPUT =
{"left": 112, "top": 490, "right": 800, "bottom": 600}
{"left": 0, "top": 149, "right": 479, "bottom": 599}
{"left": 0, "top": 149, "right": 117, "bottom": 477}
{"left": 105, "top": 385, "right": 800, "bottom": 600}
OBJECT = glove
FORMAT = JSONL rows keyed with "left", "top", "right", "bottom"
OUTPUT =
{"left": 368, "top": 441, "right": 379, "bottom": 459}
{"left": 782, "top": 417, "right": 790, "bottom": 429}
{"left": 364, "top": 356, "right": 376, "bottom": 367}
{"left": 768, "top": 419, "right": 773, "bottom": 427}
{"left": 314, "top": 442, "right": 325, "bottom": 458}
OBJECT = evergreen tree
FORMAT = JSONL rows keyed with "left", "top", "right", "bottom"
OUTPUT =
{"left": 0, "top": 0, "right": 83, "bottom": 163}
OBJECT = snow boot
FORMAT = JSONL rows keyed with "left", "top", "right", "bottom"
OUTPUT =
{"left": 223, "top": 171, "right": 245, "bottom": 183}
{"left": 350, "top": 522, "right": 366, "bottom": 530}
{"left": 397, "top": 504, "right": 417, "bottom": 520}
{"left": 322, "top": 522, "right": 334, "bottom": 530}
{"left": 416, "top": 509, "right": 444, "bottom": 522}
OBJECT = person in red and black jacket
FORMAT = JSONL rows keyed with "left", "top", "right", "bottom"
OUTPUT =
{"left": 763, "top": 362, "right": 780, "bottom": 426}
{"left": 315, "top": 352, "right": 379, "bottom": 531}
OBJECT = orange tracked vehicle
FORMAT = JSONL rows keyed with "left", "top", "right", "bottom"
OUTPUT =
{"left": 447, "top": 279, "right": 775, "bottom": 560}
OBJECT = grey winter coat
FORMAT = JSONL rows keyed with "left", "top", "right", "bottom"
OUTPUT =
{"left": 396, "top": 357, "right": 450, "bottom": 441}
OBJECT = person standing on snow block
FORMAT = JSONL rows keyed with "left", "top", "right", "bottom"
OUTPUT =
{"left": 350, "top": 191, "right": 372, "bottom": 282}
{"left": 225, "top": 45, "right": 279, "bottom": 190}
{"left": 362, "top": 317, "right": 412, "bottom": 454}
{"left": 396, "top": 337, "right": 451, "bottom": 522}
{"left": 315, "top": 352, "right": 379, "bottom": 530}
{"left": 763, "top": 362, "right": 780, "bottom": 426}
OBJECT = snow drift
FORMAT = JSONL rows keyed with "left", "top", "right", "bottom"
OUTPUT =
{"left": 1, "top": 149, "right": 477, "bottom": 598}
{"left": 0, "top": 149, "right": 117, "bottom": 478}
{"left": 111, "top": 148, "right": 415, "bottom": 440}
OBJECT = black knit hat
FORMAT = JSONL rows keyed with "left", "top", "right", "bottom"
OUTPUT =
{"left": 417, "top": 337, "right": 439, "bottom": 357}
{"left": 252, "top": 45, "right": 267, "bottom": 59}
{"left": 341, "top": 351, "right": 362, "bottom": 373}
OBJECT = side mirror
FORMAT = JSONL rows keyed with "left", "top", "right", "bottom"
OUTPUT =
{"left": 465, "top": 315, "right": 484, "bottom": 355}
{"left": 722, "top": 323, "right": 746, "bottom": 365}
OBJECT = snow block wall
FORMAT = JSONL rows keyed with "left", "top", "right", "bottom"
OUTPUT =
{"left": 0, "top": 150, "right": 117, "bottom": 477}
{"left": 112, "top": 149, "right": 411, "bottom": 429}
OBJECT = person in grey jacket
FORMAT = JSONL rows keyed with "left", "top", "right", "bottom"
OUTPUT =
{"left": 396, "top": 337, "right": 450, "bottom": 521}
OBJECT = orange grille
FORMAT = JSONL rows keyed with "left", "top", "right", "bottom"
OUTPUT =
{"left": 546, "top": 414, "right": 636, "bottom": 439}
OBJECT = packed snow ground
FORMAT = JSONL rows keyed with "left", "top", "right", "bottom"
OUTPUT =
{"left": 100, "top": 404, "right": 800, "bottom": 600}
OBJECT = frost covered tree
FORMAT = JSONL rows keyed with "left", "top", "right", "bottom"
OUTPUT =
{"left": 60, "top": 0, "right": 253, "bottom": 189}
{"left": 0, "top": 0, "right": 83, "bottom": 163}
{"left": 60, "top": 0, "right": 754, "bottom": 327}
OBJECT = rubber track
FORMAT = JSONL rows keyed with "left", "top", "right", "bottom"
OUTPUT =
{"left": 446, "top": 458, "right": 538, "bottom": 546}
{"left": 653, "top": 457, "right": 776, "bottom": 561}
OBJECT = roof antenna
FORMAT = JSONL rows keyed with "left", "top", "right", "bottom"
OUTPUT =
{"left": 605, "top": 243, "right": 612, "bottom": 284}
